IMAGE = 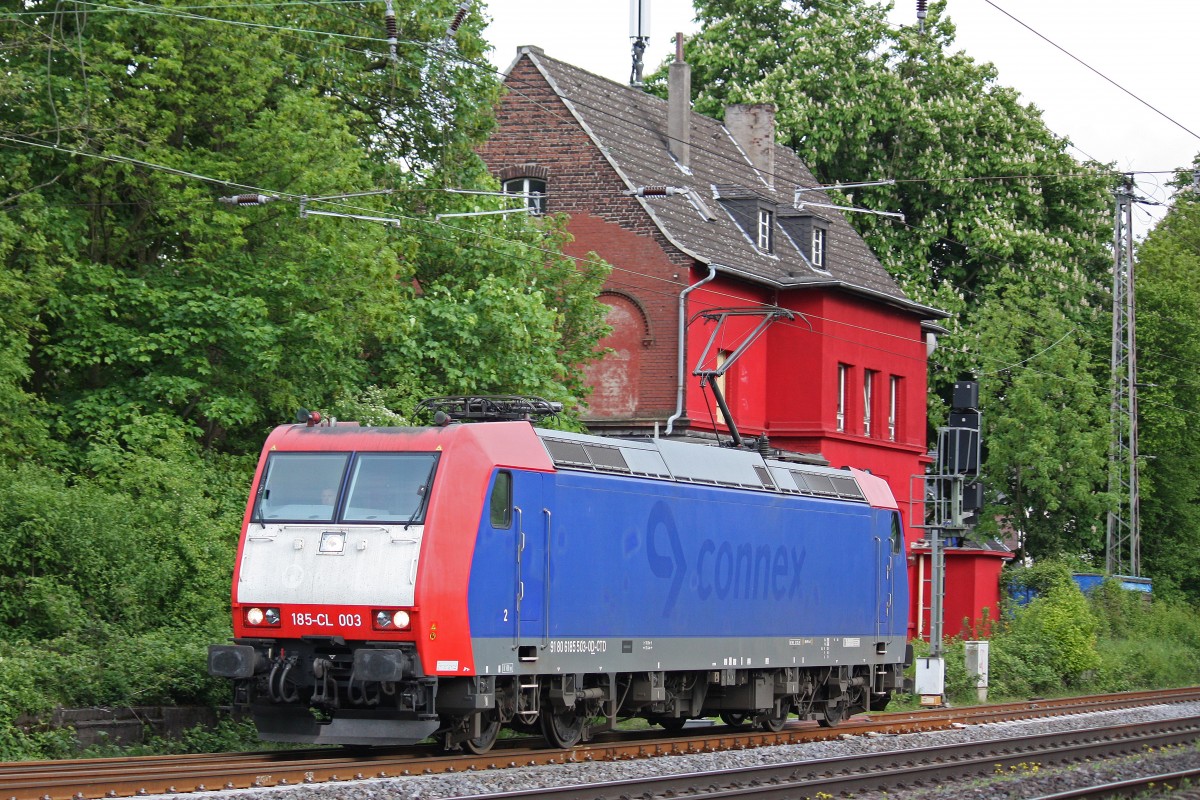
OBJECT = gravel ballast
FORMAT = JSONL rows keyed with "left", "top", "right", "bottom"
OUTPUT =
{"left": 148, "top": 701, "right": 1200, "bottom": 800}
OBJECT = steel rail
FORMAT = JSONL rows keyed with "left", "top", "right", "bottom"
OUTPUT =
{"left": 1, "top": 687, "right": 1197, "bottom": 799}
{"left": 1029, "top": 766, "right": 1200, "bottom": 799}
{"left": 452, "top": 717, "right": 1200, "bottom": 800}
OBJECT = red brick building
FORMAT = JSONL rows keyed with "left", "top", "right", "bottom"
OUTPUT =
{"left": 479, "top": 45, "right": 1007, "bottom": 639}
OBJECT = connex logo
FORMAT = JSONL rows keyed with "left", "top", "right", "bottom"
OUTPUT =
{"left": 645, "top": 499, "right": 808, "bottom": 615}
{"left": 695, "top": 539, "right": 806, "bottom": 601}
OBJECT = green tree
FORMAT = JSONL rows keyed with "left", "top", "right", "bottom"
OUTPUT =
{"left": 391, "top": 213, "right": 611, "bottom": 405}
{"left": 973, "top": 264, "right": 1110, "bottom": 558}
{"left": 0, "top": 0, "right": 612, "bottom": 744}
{"left": 1133, "top": 169, "right": 1200, "bottom": 600}
{"left": 0, "top": 0, "right": 609, "bottom": 459}
{"left": 663, "top": 0, "right": 1115, "bottom": 557}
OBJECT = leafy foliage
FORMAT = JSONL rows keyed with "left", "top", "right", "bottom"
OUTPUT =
{"left": 926, "top": 561, "right": 1198, "bottom": 705}
{"left": 1133, "top": 179, "right": 1200, "bottom": 600}
{"left": 0, "top": 426, "right": 242, "bottom": 639}
{"left": 0, "top": 0, "right": 611, "bottom": 761}
{"left": 1, "top": 0, "right": 609, "bottom": 460}
{"left": 0, "top": 438, "right": 245, "bottom": 759}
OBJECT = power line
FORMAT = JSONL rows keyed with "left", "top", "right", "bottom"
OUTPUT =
{"left": 982, "top": 0, "right": 1200, "bottom": 145}
{"left": 0, "top": 129, "right": 947, "bottom": 367}
{"left": 19, "top": 0, "right": 1134, "bottom": 191}
{"left": 5, "top": 1, "right": 1193, "bottom": 471}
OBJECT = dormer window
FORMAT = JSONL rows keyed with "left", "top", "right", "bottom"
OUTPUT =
{"left": 713, "top": 185, "right": 777, "bottom": 254}
{"left": 777, "top": 210, "right": 831, "bottom": 273}
{"left": 757, "top": 208, "right": 774, "bottom": 252}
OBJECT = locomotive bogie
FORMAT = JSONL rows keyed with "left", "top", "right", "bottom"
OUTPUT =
{"left": 210, "top": 417, "right": 910, "bottom": 749}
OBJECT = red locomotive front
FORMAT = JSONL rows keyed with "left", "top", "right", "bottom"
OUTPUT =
{"left": 208, "top": 413, "right": 554, "bottom": 746}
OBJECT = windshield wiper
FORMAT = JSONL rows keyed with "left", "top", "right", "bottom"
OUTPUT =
{"left": 403, "top": 462, "right": 437, "bottom": 530}
{"left": 250, "top": 485, "right": 269, "bottom": 527}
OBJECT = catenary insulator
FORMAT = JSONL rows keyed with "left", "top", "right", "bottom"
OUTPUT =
{"left": 219, "top": 194, "right": 277, "bottom": 206}
{"left": 624, "top": 186, "right": 686, "bottom": 197}
{"left": 446, "top": 1, "right": 469, "bottom": 35}
{"left": 384, "top": 0, "right": 398, "bottom": 42}
{"left": 383, "top": 0, "right": 399, "bottom": 63}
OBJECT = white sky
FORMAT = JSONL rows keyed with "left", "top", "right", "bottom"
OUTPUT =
{"left": 482, "top": 0, "right": 1200, "bottom": 234}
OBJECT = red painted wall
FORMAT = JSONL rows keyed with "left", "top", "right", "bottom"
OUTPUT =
{"left": 681, "top": 280, "right": 931, "bottom": 556}
{"left": 478, "top": 57, "right": 692, "bottom": 422}
{"left": 909, "top": 548, "right": 1014, "bottom": 640}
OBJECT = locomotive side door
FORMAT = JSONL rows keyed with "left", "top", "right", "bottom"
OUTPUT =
{"left": 874, "top": 511, "right": 902, "bottom": 636}
{"left": 511, "top": 471, "right": 552, "bottom": 656}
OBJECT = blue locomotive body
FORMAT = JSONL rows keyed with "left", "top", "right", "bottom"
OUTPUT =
{"left": 467, "top": 468, "right": 904, "bottom": 642}
{"left": 460, "top": 428, "right": 909, "bottom": 746}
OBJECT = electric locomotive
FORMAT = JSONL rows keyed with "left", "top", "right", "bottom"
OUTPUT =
{"left": 208, "top": 397, "right": 911, "bottom": 751}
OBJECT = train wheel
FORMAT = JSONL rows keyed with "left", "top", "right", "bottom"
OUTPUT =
{"left": 541, "top": 706, "right": 585, "bottom": 748}
{"left": 463, "top": 713, "right": 501, "bottom": 755}
{"left": 654, "top": 716, "right": 688, "bottom": 732}
{"left": 817, "top": 697, "right": 846, "bottom": 728}
{"left": 719, "top": 712, "right": 750, "bottom": 727}
{"left": 757, "top": 703, "right": 790, "bottom": 732}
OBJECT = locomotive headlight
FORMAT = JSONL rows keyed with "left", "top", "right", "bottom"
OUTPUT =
{"left": 373, "top": 609, "right": 412, "bottom": 631}
{"left": 244, "top": 607, "right": 281, "bottom": 627}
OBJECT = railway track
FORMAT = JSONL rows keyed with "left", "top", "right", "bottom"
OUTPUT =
{"left": 2, "top": 687, "right": 1198, "bottom": 800}
{"left": 1029, "top": 766, "right": 1200, "bottom": 800}
{"left": 465, "top": 714, "right": 1200, "bottom": 800}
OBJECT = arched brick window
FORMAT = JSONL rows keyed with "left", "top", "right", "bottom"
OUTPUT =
{"left": 498, "top": 165, "right": 549, "bottom": 215}
{"left": 583, "top": 293, "right": 652, "bottom": 417}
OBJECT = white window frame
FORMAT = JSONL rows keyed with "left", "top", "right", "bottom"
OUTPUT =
{"left": 888, "top": 375, "right": 899, "bottom": 441}
{"left": 757, "top": 208, "right": 774, "bottom": 252}
{"left": 811, "top": 226, "right": 826, "bottom": 268}
{"left": 863, "top": 369, "right": 875, "bottom": 437}
{"left": 836, "top": 364, "right": 847, "bottom": 433}
{"left": 503, "top": 177, "right": 547, "bottom": 214}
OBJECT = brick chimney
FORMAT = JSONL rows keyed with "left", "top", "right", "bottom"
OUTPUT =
{"left": 725, "top": 103, "right": 776, "bottom": 188}
{"left": 667, "top": 34, "right": 690, "bottom": 169}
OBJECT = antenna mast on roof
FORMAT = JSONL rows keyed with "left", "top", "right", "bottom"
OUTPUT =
{"left": 629, "top": 0, "right": 650, "bottom": 88}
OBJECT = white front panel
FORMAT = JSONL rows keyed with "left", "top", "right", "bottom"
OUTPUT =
{"left": 236, "top": 523, "right": 422, "bottom": 606}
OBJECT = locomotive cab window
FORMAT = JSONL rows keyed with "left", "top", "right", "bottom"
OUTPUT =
{"left": 490, "top": 470, "right": 513, "bottom": 528}
{"left": 890, "top": 512, "right": 903, "bottom": 555}
{"left": 343, "top": 453, "right": 439, "bottom": 523}
{"left": 254, "top": 453, "right": 349, "bottom": 522}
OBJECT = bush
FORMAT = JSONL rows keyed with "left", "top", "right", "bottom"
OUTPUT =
{"left": 0, "top": 451, "right": 245, "bottom": 641}
{"left": 0, "top": 425, "right": 248, "bottom": 759}
{"left": 921, "top": 562, "right": 1199, "bottom": 707}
